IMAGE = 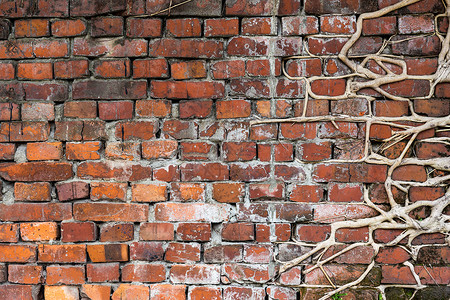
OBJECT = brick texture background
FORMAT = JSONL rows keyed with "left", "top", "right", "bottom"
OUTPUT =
{"left": 0, "top": 0, "right": 449, "bottom": 299}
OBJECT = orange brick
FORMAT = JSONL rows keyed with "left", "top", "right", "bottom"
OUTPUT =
{"left": 15, "top": 19, "right": 49, "bottom": 37}
{"left": 112, "top": 284, "right": 149, "bottom": 300}
{"left": 142, "top": 140, "right": 178, "bottom": 159}
{"left": 132, "top": 183, "right": 167, "bottom": 202}
{"left": 52, "top": 19, "right": 87, "bottom": 36}
{"left": 20, "top": 222, "right": 58, "bottom": 241}
{"left": 0, "top": 223, "right": 18, "bottom": 242}
{"left": 27, "top": 142, "right": 63, "bottom": 161}
{"left": 38, "top": 244, "right": 86, "bottom": 263}
{"left": 212, "top": 182, "right": 244, "bottom": 203}
{"left": 87, "top": 244, "right": 128, "bottom": 262}
{"left": 81, "top": 285, "right": 111, "bottom": 300}
{"left": 66, "top": 142, "right": 101, "bottom": 160}
{"left": 15, "top": 182, "right": 51, "bottom": 201}
{"left": 17, "top": 62, "right": 53, "bottom": 80}
{"left": 44, "top": 286, "right": 79, "bottom": 300}
{"left": 151, "top": 284, "right": 186, "bottom": 300}
{"left": 90, "top": 182, "right": 127, "bottom": 201}
{"left": 0, "top": 245, "right": 36, "bottom": 262}
{"left": 0, "top": 62, "right": 15, "bottom": 80}
{"left": 46, "top": 265, "right": 85, "bottom": 285}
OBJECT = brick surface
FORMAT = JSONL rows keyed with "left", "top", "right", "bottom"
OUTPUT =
{"left": 0, "top": 1, "right": 448, "bottom": 296}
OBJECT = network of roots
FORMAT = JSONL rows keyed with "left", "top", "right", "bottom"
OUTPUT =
{"left": 251, "top": 0, "right": 450, "bottom": 299}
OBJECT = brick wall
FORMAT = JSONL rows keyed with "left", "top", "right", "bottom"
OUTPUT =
{"left": 0, "top": 0, "right": 449, "bottom": 299}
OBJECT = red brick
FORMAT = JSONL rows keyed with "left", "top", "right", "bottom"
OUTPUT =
{"left": 276, "top": 78, "right": 305, "bottom": 98}
{"left": 77, "top": 161, "right": 151, "bottom": 181}
{"left": 122, "top": 263, "right": 166, "bottom": 283}
{"left": 171, "top": 61, "right": 206, "bottom": 80}
{"left": 225, "top": 0, "right": 274, "bottom": 15}
{"left": 99, "top": 223, "right": 134, "bottom": 242}
{"left": 81, "top": 285, "right": 111, "bottom": 300}
{"left": 20, "top": 222, "right": 58, "bottom": 241}
{"left": 149, "top": 39, "right": 223, "bottom": 58}
{"left": 87, "top": 263, "right": 119, "bottom": 283}
{"left": 230, "top": 164, "right": 271, "bottom": 181}
{"left": 392, "top": 165, "right": 427, "bottom": 182}
{"left": 436, "top": 83, "right": 450, "bottom": 98}
{"left": 132, "top": 183, "right": 167, "bottom": 202}
{"left": 0, "top": 40, "right": 33, "bottom": 59}
{"left": 61, "top": 222, "right": 96, "bottom": 242}
{"left": 306, "top": 264, "right": 380, "bottom": 286}
{"left": 242, "top": 17, "right": 276, "bottom": 35}
{"left": 392, "top": 35, "right": 440, "bottom": 56}
{"left": 17, "top": 62, "right": 52, "bottom": 80}
{"left": 308, "top": 37, "right": 348, "bottom": 55}
{"left": 73, "top": 37, "right": 147, "bottom": 57}
{"left": 227, "top": 37, "right": 269, "bottom": 56}
{"left": 376, "top": 246, "right": 411, "bottom": 264}
{"left": 212, "top": 182, "right": 244, "bottom": 203}
{"left": 250, "top": 124, "right": 277, "bottom": 141}
{"left": 66, "top": 142, "right": 101, "bottom": 160}
{"left": 126, "top": 18, "right": 161, "bottom": 37}
{"left": 55, "top": 59, "right": 89, "bottom": 79}
{"left": 64, "top": 101, "right": 97, "bottom": 118}
{"left": 155, "top": 203, "right": 229, "bottom": 222}
{"left": 170, "top": 183, "right": 204, "bottom": 201}
{"left": 179, "top": 100, "right": 212, "bottom": 119}
{"left": 133, "top": 58, "right": 168, "bottom": 78}
{"left": 38, "top": 244, "right": 86, "bottom": 263}
{"left": 216, "top": 100, "right": 251, "bottom": 118}
{"left": 170, "top": 264, "right": 220, "bottom": 284}
{"left": 406, "top": 58, "right": 438, "bottom": 75}
{"left": 56, "top": 181, "right": 89, "bottom": 202}
{"left": 33, "top": 39, "right": 68, "bottom": 58}
{"left": 151, "top": 284, "right": 186, "bottom": 300}
{"left": 74, "top": 203, "right": 148, "bottom": 222}
{"left": 136, "top": 100, "right": 171, "bottom": 117}
{"left": 222, "top": 223, "right": 254, "bottom": 241}
{"left": 166, "top": 243, "right": 201, "bottom": 263}
{"left": 14, "top": 182, "right": 51, "bottom": 201}
{"left": 180, "top": 142, "right": 215, "bottom": 161}
{"left": 91, "top": 16, "right": 123, "bottom": 37}
{"left": 116, "top": 121, "right": 157, "bottom": 140}
{"left": 91, "top": 182, "right": 127, "bottom": 201}
{"left": 0, "top": 285, "right": 37, "bottom": 300}
{"left": 280, "top": 122, "right": 317, "bottom": 140}
{"left": 73, "top": 80, "right": 147, "bottom": 100}
{"left": 142, "top": 140, "right": 178, "bottom": 159}
{"left": 204, "top": 245, "right": 243, "bottom": 263}
{"left": 297, "top": 141, "right": 332, "bottom": 161}
{"left": 167, "top": 18, "right": 201, "bottom": 37}
{"left": 205, "top": 18, "right": 239, "bottom": 37}
{"left": 104, "top": 142, "right": 140, "bottom": 161}
{"left": 409, "top": 186, "right": 446, "bottom": 202}
{"left": 305, "top": 0, "right": 377, "bottom": 14}
{"left": 247, "top": 59, "right": 271, "bottom": 76}
{"left": 0, "top": 245, "right": 36, "bottom": 262}
{"left": 320, "top": 15, "right": 356, "bottom": 34}
{"left": 290, "top": 185, "right": 324, "bottom": 202}
{"left": 296, "top": 224, "right": 331, "bottom": 242}
{"left": 223, "top": 142, "right": 256, "bottom": 161}
{"left": 249, "top": 183, "right": 284, "bottom": 200}
{"left": 0, "top": 143, "right": 14, "bottom": 160}
{"left": 223, "top": 287, "right": 265, "bottom": 300}
{"left": 282, "top": 16, "right": 318, "bottom": 35}
{"left": 162, "top": 120, "right": 197, "bottom": 139}
{"left": 336, "top": 227, "right": 369, "bottom": 242}
{"left": 0, "top": 103, "right": 20, "bottom": 121}
{"left": 189, "top": 286, "right": 222, "bottom": 300}
{"left": 362, "top": 16, "right": 397, "bottom": 35}
{"left": 15, "top": 19, "right": 49, "bottom": 37}
{"left": 87, "top": 244, "right": 128, "bottom": 263}
{"left": 180, "top": 163, "right": 229, "bottom": 181}
{"left": 211, "top": 60, "right": 245, "bottom": 79}
{"left": 8, "top": 265, "right": 42, "bottom": 284}
{"left": 46, "top": 265, "right": 85, "bottom": 285}
{"left": 244, "top": 244, "right": 272, "bottom": 263}
{"left": 0, "top": 223, "right": 18, "bottom": 242}
{"left": 52, "top": 19, "right": 86, "bottom": 36}
{"left": 152, "top": 80, "right": 224, "bottom": 99}
{"left": 223, "top": 263, "right": 270, "bottom": 283}
{"left": 93, "top": 59, "right": 130, "bottom": 78}
{"left": 99, "top": 101, "right": 133, "bottom": 120}
{"left": 55, "top": 120, "right": 106, "bottom": 141}
{"left": 140, "top": 223, "right": 174, "bottom": 241}
{"left": 0, "top": 162, "right": 72, "bottom": 182}
{"left": 381, "top": 265, "right": 416, "bottom": 284}
{"left": 328, "top": 183, "right": 363, "bottom": 202}
{"left": 112, "top": 284, "right": 149, "bottom": 299}
{"left": 399, "top": 14, "right": 434, "bottom": 34}
{"left": 130, "top": 242, "right": 164, "bottom": 261}
{"left": 0, "top": 203, "right": 71, "bottom": 222}
{"left": 176, "top": 223, "right": 211, "bottom": 242}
